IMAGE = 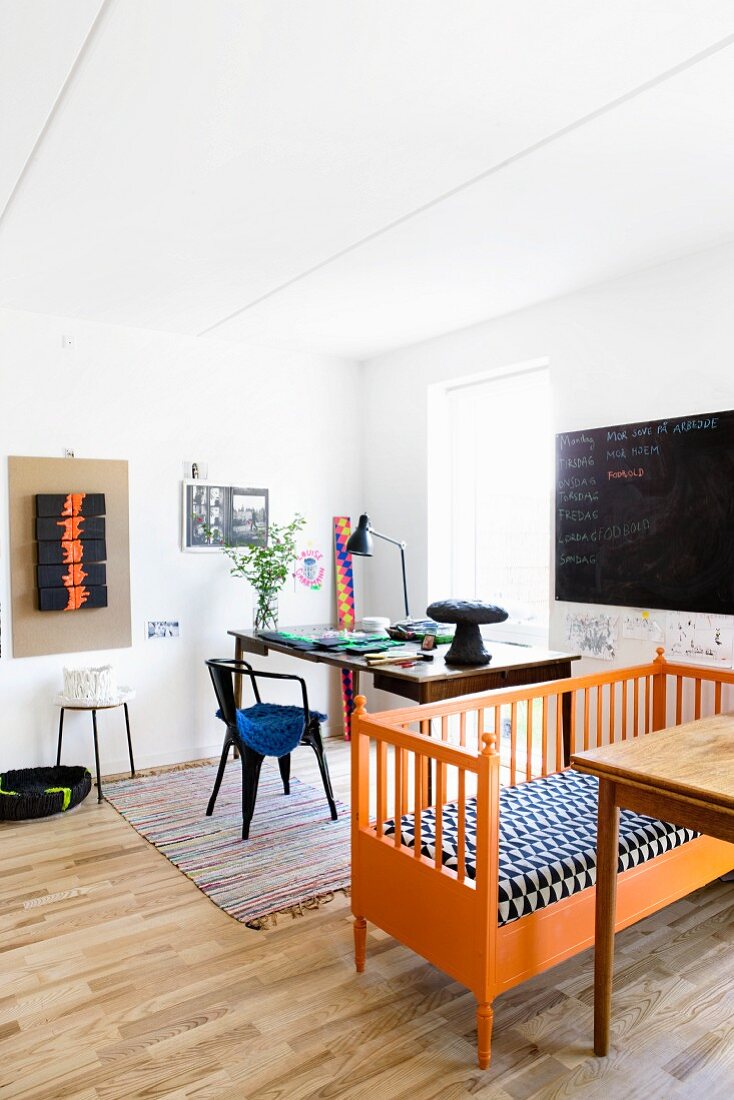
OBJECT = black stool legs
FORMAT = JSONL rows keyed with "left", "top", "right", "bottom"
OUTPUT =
{"left": 124, "top": 703, "right": 136, "bottom": 777}
{"left": 92, "top": 709, "right": 102, "bottom": 803}
{"left": 56, "top": 708, "right": 65, "bottom": 767}
{"left": 56, "top": 703, "right": 135, "bottom": 803}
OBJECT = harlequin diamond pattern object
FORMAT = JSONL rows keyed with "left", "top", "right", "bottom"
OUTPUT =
{"left": 333, "top": 516, "right": 355, "bottom": 629}
{"left": 333, "top": 516, "right": 356, "bottom": 739}
{"left": 384, "top": 769, "right": 697, "bottom": 926}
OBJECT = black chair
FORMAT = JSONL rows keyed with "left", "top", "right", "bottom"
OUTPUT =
{"left": 205, "top": 658, "right": 338, "bottom": 839}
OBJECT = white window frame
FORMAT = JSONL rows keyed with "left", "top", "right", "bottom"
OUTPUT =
{"left": 427, "top": 358, "right": 551, "bottom": 648}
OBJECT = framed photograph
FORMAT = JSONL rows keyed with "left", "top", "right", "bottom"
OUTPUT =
{"left": 182, "top": 482, "right": 269, "bottom": 551}
{"left": 146, "top": 620, "right": 180, "bottom": 639}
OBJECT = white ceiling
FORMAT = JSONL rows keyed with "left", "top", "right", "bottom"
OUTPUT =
{"left": 1, "top": 1, "right": 734, "bottom": 358}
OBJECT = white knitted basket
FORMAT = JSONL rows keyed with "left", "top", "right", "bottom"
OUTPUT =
{"left": 62, "top": 665, "right": 118, "bottom": 705}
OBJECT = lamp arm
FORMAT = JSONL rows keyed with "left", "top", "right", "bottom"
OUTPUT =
{"left": 371, "top": 530, "right": 410, "bottom": 619}
{"left": 370, "top": 529, "right": 406, "bottom": 550}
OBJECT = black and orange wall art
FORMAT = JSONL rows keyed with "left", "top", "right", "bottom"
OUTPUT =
{"left": 35, "top": 493, "right": 108, "bottom": 611}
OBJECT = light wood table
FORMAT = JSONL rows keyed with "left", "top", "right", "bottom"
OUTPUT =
{"left": 572, "top": 714, "right": 734, "bottom": 1056}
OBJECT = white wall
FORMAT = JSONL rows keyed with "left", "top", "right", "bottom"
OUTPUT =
{"left": 0, "top": 308, "right": 362, "bottom": 773}
{"left": 362, "top": 240, "right": 734, "bottom": 677}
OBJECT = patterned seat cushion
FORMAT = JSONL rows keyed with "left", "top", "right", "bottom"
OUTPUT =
{"left": 384, "top": 769, "right": 697, "bottom": 926}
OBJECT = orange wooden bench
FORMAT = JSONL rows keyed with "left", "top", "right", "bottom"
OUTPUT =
{"left": 351, "top": 648, "right": 734, "bottom": 1069}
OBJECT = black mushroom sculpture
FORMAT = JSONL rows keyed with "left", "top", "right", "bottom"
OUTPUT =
{"left": 427, "top": 599, "right": 508, "bottom": 666}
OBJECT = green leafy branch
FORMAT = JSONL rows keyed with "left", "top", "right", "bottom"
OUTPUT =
{"left": 204, "top": 513, "right": 306, "bottom": 625}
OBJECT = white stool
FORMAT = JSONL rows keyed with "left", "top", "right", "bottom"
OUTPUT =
{"left": 54, "top": 689, "right": 136, "bottom": 802}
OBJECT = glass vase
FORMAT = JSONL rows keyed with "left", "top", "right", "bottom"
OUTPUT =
{"left": 253, "top": 594, "right": 278, "bottom": 632}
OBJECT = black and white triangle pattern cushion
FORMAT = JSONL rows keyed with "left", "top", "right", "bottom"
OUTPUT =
{"left": 383, "top": 769, "right": 697, "bottom": 927}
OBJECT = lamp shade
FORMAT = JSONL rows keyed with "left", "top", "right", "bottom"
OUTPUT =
{"left": 346, "top": 514, "right": 373, "bottom": 556}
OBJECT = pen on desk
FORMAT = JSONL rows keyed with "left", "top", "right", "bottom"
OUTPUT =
{"left": 364, "top": 651, "right": 411, "bottom": 663}
{"left": 365, "top": 653, "right": 430, "bottom": 667}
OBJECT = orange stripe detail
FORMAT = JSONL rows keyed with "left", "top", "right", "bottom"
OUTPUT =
{"left": 56, "top": 518, "right": 84, "bottom": 539}
{"left": 61, "top": 540, "right": 83, "bottom": 564}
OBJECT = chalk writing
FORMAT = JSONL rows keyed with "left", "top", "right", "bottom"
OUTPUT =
{"left": 555, "top": 407, "right": 734, "bottom": 613}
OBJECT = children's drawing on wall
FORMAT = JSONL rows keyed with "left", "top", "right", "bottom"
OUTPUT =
{"left": 622, "top": 610, "right": 664, "bottom": 642}
{"left": 565, "top": 610, "right": 618, "bottom": 661}
{"left": 665, "top": 611, "right": 734, "bottom": 667}
{"left": 294, "top": 548, "right": 325, "bottom": 591}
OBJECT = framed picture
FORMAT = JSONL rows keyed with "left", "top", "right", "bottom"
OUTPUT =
{"left": 182, "top": 482, "right": 269, "bottom": 551}
{"left": 146, "top": 620, "right": 180, "bottom": 638}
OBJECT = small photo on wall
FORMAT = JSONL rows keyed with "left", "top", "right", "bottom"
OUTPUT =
{"left": 182, "top": 482, "right": 269, "bottom": 551}
{"left": 146, "top": 620, "right": 180, "bottom": 639}
{"left": 230, "top": 488, "right": 268, "bottom": 545}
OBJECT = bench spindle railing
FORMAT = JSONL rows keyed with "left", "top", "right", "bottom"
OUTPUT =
{"left": 394, "top": 747, "right": 403, "bottom": 848}
{"left": 457, "top": 769, "right": 467, "bottom": 882}
{"left": 376, "top": 741, "right": 387, "bottom": 838}
{"left": 434, "top": 761, "right": 446, "bottom": 871}
{"left": 525, "top": 701, "right": 534, "bottom": 783}
{"left": 413, "top": 755, "right": 422, "bottom": 859}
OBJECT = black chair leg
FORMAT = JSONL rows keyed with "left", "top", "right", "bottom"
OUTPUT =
{"left": 278, "top": 753, "right": 291, "bottom": 795}
{"left": 123, "top": 702, "right": 135, "bottom": 778}
{"left": 207, "top": 736, "right": 232, "bottom": 816}
{"left": 92, "top": 710, "right": 103, "bottom": 803}
{"left": 240, "top": 746, "right": 264, "bottom": 840}
{"left": 306, "top": 724, "right": 338, "bottom": 821}
{"left": 56, "top": 708, "right": 65, "bottom": 767}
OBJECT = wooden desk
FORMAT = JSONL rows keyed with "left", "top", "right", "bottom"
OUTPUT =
{"left": 572, "top": 715, "right": 734, "bottom": 1056}
{"left": 229, "top": 625, "right": 579, "bottom": 745}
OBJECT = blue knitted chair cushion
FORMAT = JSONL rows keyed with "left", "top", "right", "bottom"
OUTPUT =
{"left": 223, "top": 703, "right": 327, "bottom": 758}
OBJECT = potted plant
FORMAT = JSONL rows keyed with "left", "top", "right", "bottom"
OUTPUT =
{"left": 213, "top": 513, "right": 306, "bottom": 630}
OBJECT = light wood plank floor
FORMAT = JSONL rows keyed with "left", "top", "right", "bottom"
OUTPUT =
{"left": 1, "top": 739, "right": 733, "bottom": 1099}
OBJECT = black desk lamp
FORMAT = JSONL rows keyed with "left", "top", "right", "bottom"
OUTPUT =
{"left": 346, "top": 513, "right": 410, "bottom": 619}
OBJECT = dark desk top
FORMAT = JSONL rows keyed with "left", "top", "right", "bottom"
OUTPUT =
{"left": 229, "top": 624, "right": 579, "bottom": 697}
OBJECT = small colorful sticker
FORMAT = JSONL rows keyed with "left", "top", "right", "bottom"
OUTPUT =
{"left": 294, "top": 548, "right": 325, "bottom": 590}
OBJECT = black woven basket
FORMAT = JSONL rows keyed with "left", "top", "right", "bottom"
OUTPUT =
{"left": 0, "top": 766, "right": 92, "bottom": 821}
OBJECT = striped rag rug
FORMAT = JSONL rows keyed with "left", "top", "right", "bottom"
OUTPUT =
{"left": 104, "top": 761, "right": 350, "bottom": 929}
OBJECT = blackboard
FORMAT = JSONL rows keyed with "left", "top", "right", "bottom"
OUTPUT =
{"left": 555, "top": 408, "right": 734, "bottom": 614}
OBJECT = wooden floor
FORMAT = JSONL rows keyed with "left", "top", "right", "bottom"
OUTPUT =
{"left": 2, "top": 739, "right": 733, "bottom": 1100}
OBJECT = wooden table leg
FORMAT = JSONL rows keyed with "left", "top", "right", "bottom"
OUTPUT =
{"left": 234, "top": 637, "right": 244, "bottom": 709}
{"left": 594, "top": 777, "right": 619, "bottom": 1056}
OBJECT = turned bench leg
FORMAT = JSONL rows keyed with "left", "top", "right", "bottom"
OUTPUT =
{"left": 354, "top": 916, "right": 367, "bottom": 973}
{"left": 477, "top": 1002, "right": 494, "bottom": 1070}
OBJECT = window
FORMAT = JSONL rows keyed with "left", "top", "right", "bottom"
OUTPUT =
{"left": 429, "top": 362, "right": 551, "bottom": 645}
